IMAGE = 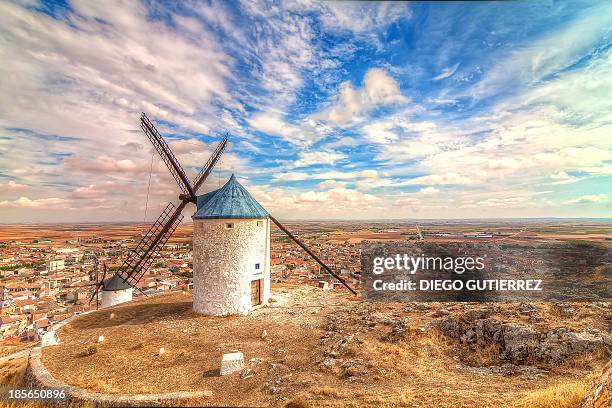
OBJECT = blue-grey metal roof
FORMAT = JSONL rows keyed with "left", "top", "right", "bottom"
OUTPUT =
{"left": 102, "top": 274, "right": 132, "bottom": 291}
{"left": 193, "top": 174, "right": 268, "bottom": 220}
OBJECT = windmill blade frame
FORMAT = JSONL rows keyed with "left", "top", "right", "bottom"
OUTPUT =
{"left": 118, "top": 201, "right": 186, "bottom": 286}
{"left": 269, "top": 215, "right": 357, "bottom": 295}
{"left": 193, "top": 135, "right": 228, "bottom": 192}
{"left": 140, "top": 112, "right": 196, "bottom": 199}
{"left": 91, "top": 113, "right": 228, "bottom": 306}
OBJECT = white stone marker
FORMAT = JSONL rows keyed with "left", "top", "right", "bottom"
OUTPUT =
{"left": 41, "top": 330, "right": 59, "bottom": 347}
{"left": 220, "top": 352, "right": 244, "bottom": 375}
{"left": 98, "top": 335, "right": 105, "bottom": 343}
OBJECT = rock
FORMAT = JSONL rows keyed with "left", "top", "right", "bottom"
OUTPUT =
{"left": 381, "top": 319, "right": 407, "bottom": 342}
{"left": 322, "top": 357, "right": 336, "bottom": 370}
{"left": 341, "top": 358, "right": 366, "bottom": 379}
{"left": 261, "top": 330, "right": 268, "bottom": 340}
{"left": 500, "top": 324, "right": 540, "bottom": 363}
{"left": 405, "top": 302, "right": 430, "bottom": 312}
{"left": 555, "top": 302, "right": 577, "bottom": 317}
{"left": 41, "top": 330, "right": 59, "bottom": 347}
{"left": 580, "top": 360, "right": 611, "bottom": 408}
{"left": 460, "top": 328, "right": 476, "bottom": 343}
{"left": 456, "top": 362, "right": 548, "bottom": 379}
{"left": 326, "top": 334, "right": 354, "bottom": 357}
{"left": 430, "top": 308, "right": 450, "bottom": 318}
{"left": 324, "top": 315, "right": 344, "bottom": 332}
{"left": 240, "top": 368, "right": 254, "bottom": 379}
{"left": 517, "top": 303, "right": 538, "bottom": 316}
{"left": 538, "top": 329, "right": 612, "bottom": 364}
{"left": 249, "top": 357, "right": 264, "bottom": 366}
{"left": 221, "top": 352, "right": 244, "bottom": 375}
{"left": 432, "top": 316, "right": 611, "bottom": 364}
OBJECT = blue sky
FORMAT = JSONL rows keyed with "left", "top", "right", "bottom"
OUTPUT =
{"left": 0, "top": 0, "right": 611, "bottom": 222}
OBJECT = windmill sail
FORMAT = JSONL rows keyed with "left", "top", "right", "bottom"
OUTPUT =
{"left": 118, "top": 201, "right": 185, "bottom": 286}
{"left": 89, "top": 113, "right": 227, "bottom": 305}
{"left": 140, "top": 113, "right": 195, "bottom": 199}
{"left": 193, "top": 135, "right": 228, "bottom": 191}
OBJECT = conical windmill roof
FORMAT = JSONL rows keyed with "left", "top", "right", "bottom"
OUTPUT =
{"left": 102, "top": 274, "right": 132, "bottom": 291}
{"left": 193, "top": 174, "right": 268, "bottom": 220}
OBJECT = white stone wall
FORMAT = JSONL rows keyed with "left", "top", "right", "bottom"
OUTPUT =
{"left": 100, "top": 288, "right": 132, "bottom": 308}
{"left": 192, "top": 218, "right": 270, "bottom": 315}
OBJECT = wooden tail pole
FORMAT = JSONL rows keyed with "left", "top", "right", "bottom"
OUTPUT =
{"left": 88, "top": 262, "right": 108, "bottom": 305}
{"left": 269, "top": 215, "right": 357, "bottom": 296}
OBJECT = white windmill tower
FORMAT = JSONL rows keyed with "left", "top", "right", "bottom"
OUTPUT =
{"left": 191, "top": 174, "right": 270, "bottom": 315}
{"left": 91, "top": 113, "right": 356, "bottom": 312}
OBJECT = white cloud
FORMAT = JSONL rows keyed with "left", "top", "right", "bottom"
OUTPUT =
{"left": 0, "top": 181, "right": 30, "bottom": 191}
{"left": 0, "top": 196, "right": 70, "bottom": 209}
{"left": 248, "top": 111, "right": 321, "bottom": 144}
{"left": 393, "top": 197, "right": 420, "bottom": 207}
{"left": 470, "top": 3, "right": 612, "bottom": 99}
{"left": 566, "top": 194, "right": 611, "bottom": 204}
{"left": 319, "top": 1, "right": 410, "bottom": 34}
{"left": 273, "top": 169, "right": 378, "bottom": 182}
{"left": 313, "top": 68, "right": 407, "bottom": 125}
{"left": 363, "top": 121, "right": 398, "bottom": 144}
{"left": 404, "top": 172, "right": 474, "bottom": 186}
{"left": 294, "top": 151, "right": 346, "bottom": 168}
{"left": 318, "top": 179, "right": 347, "bottom": 189}
{"left": 548, "top": 171, "right": 581, "bottom": 185}
{"left": 433, "top": 63, "right": 460, "bottom": 81}
{"left": 419, "top": 187, "right": 440, "bottom": 195}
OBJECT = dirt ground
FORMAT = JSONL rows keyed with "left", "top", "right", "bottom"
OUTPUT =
{"left": 41, "top": 286, "right": 609, "bottom": 407}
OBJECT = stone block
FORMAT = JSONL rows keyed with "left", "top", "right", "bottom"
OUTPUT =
{"left": 220, "top": 352, "right": 244, "bottom": 375}
{"left": 41, "top": 330, "right": 59, "bottom": 347}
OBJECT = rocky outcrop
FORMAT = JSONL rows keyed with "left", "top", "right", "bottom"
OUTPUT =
{"left": 432, "top": 316, "right": 611, "bottom": 365}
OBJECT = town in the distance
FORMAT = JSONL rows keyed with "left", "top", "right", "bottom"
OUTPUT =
{"left": 0, "top": 219, "right": 609, "bottom": 353}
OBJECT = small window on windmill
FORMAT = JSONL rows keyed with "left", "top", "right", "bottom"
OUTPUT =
{"left": 255, "top": 263, "right": 260, "bottom": 270}
{"left": 225, "top": 223, "right": 234, "bottom": 230}
{"left": 257, "top": 221, "right": 263, "bottom": 227}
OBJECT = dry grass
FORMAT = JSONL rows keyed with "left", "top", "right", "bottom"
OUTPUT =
{"left": 513, "top": 377, "right": 595, "bottom": 408}
{"left": 37, "top": 289, "right": 609, "bottom": 407}
{"left": 310, "top": 386, "right": 342, "bottom": 398}
{"left": 0, "top": 358, "right": 44, "bottom": 408}
{"left": 284, "top": 395, "right": 312, "bottom": 408}
{"left": 0, "top": 342, "right": 38, "bottom": 359}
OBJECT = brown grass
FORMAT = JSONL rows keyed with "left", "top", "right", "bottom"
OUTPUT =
{"left": 0, "top": 358, "right": 27, "bottom": 388}
{"left": 513, "top": 377, "right": 595, "bottom": 408}
{"left": 311, "top": 386, "right": 341, "bottom": 398}
{"left": 36, "top": 289, "right": 609, "bottom": 407}
{"left": 0, "top": 342, "right": 38, "bottom": 359}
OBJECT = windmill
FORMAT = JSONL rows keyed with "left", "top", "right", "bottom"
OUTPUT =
{"left": 93, "top": 113, "right": 355, "bottom": 311}
{"left": 415, "top": 224, "right": 424, "bottom": 241}
{"left": 89, "top": 113, "right": 227, "bottom": 306}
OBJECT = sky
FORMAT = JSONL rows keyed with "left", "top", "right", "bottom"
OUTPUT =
{"left": 0, "top": 0, "right": 611, "bottom": 223}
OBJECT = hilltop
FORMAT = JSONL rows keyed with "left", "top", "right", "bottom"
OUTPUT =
{"left": 39, "top": 285, "right": 610, "bottom": 407}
